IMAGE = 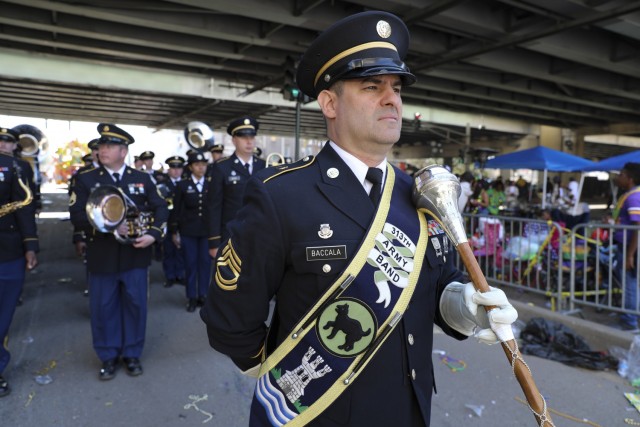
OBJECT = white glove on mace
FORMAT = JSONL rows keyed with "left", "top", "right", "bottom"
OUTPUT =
{"left": 439, "top": 281, "right": 518, "bottom": 344}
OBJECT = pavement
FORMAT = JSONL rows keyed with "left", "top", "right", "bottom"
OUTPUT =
{"left": 1, "top": 187, "right": 636, "bottom": 426}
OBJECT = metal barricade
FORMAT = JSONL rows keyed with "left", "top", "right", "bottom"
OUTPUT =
{"left": 459, "top": 213, "right": 565, "bottom": 309}
{"left": 568, "top": 223, "right": 640, "bottom": 320}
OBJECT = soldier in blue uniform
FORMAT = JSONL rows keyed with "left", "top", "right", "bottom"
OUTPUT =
{"left": 161, "top": 155, "right": 185, "bottom": 288}
{"left": 200, "top": 11, "right": 518, "bottom": 426}
{"left": 69, "top": 124, "right": 168, "bottom": 380}
{"left": 206, "top": 116, "right": 266, "bottom": 258}
{"left": 205, "top": 143, "right": 225, "bottom": 179}
{"left": 170, "top": 152, "right": 212, "bottom": 312}
{"left": 0, "top": 127, "right": 38, "bottom": 397}
{"left": 138, "top": 150, "right": 166, "bottom": 184}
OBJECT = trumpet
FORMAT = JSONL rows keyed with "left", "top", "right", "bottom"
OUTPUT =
{"left": 86, "top": 185, "right": 153, "bottom": 244}
{"left": 0, "top": 162, "right": 33, "bottom": 218}
{"left": 184, "top": 121, "right": 215, "bottom": 151}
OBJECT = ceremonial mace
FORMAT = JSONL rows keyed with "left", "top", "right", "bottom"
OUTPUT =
{"left": 412, "top": 165, "right": 554, "bottom": 427}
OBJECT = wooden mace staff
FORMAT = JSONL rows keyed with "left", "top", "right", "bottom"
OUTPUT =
{"left": 412, "top": 165, "right": 554, "bottom": 427}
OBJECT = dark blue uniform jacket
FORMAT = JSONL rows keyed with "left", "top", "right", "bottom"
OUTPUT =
{"left": 69, "top": 166, "right": 169, "bottom": 274}
{"left": 201, "top": 144, "right": 465, "bottom": 426}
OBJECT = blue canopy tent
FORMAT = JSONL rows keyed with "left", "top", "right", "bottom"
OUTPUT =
{"left": 581, "top": 150, "right": 640, "bottom": 208}
{"left": 484, "top": 146, "right": 596, "bottom": 209}
{"left": 581, "top": 150, "right": 640, "bottom": 172}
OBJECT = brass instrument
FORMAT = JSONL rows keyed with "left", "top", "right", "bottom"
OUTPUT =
{"left": 184, "top": 121, "right": 215, "bottom": 151}
{"left": 86, "top": 185, "right": 153, "bottom": 244}
{"left": 0, "top": 163, "right": 33, "bottom": 217}
{"left": 266, "top": 152, "right": 285, "bottom": 167}
{"left": 156, "top": 182, "right": 173, "bottom": 210}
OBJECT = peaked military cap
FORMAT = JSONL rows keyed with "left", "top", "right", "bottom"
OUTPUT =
{"left": 88, "top": 138, "right": 100, "bottom": 150}
{"left": 296, "top": 11, "right": 416, "bottom": 98}
{"left": 187, "top": 151, "right": 207, "bottom": 165}
{"left": 139, "top": 151, "right": 155, "bottom": 160}
{"left": 134, "top": 155, "right": 140, "bottom": 162}
{"left": 165, "top": 155, "right": 186, "bottom": 168}
{"left": 209, "top": 143, "right": 224, "bottom": 153}
{"left": 227, "top": 116, "right": 259, "bottom": 137}
{"left": 97, "top": 123, "right": 134, "bottom": 145}
{"left": 253, "top": 146, "right": 263, "bottom": 157}
{"left": 0, "top": 127, "right": 19, "bottom": 143}
{"left": 81, "top": 153, "right": 93, "bottom": 163}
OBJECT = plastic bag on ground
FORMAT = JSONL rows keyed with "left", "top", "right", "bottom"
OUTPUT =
{"left": 520, "top": 317, "right": 618, "bottom": 371}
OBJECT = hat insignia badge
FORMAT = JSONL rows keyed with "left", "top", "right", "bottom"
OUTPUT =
{"left": 244, "top": 119, "right": 250, "bottom": 125}
{"left": 376, "top": 20, "right": 391, "bottom": 38}
{"left": 103, "top": 125, "right": 110, "bottom": 132}
{"left": 318, "top": 224, "right": 333, "bottom": 239}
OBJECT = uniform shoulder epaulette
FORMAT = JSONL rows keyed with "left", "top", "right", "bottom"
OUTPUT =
{"left": 263, "top": 155, "right": 315, "bottom": 183}
{"left": 215, "top": 156, "right": 230, "bottom": 164}
{"left": 78, "top": 167, "right": 95, "bottom": 175}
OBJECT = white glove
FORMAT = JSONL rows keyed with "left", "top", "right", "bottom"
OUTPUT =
{"left": 439, "top": 282, "right": 518, "bottom": 344}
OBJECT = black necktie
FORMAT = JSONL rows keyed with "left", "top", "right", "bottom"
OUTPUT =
{"left": 113, "top": 172, "right": 120, "bottom": 186}
{"left": 244, "top": 162, "right": 251, "bottom": 175}
{"left": 366, "top": 167, "right": 383, "bottom": 207}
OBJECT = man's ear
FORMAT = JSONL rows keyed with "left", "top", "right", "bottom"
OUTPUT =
{"left": 317, "top": 90, "right": 337, "bottom": 119}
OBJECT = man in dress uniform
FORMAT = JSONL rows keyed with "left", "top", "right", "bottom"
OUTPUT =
{"left": 200, "top": 11, "right": 517, "bottom": 426}
{"left": 169, "top": 152, "right": 212, "bottom": 312}
{"left": 69, "top": 123, "right": 168, "bottom": 380}
{"left": 206, "top": 116, "right": 266, "bottom": 258}
{"left": 161, "top": 155, "right": 185, "bottom": 288}
{"left": 0, "top": 127, "right": 38, "bottom": 397}
{"left": 205, "top": 143, "right": 225, "bottom": 178}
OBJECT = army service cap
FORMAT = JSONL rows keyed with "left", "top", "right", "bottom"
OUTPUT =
{"left": 0, "top": 127, "right": 19, "bottom": 143}
{"left": 209, "top": 143, "right": 224, "bottom": 153}
{"left": 165, "top": 155, "right": 186, "bottom": 168}
{"left": 139, "top": 151, "right": 155, "bottom": 160}
{"left": 97, "top": 123, "right": 135, "bottom": 145}
{"left": 88, "top": 138, "right": 100, "bottom": 150}
{"left": 296, "top": 11, "right": 416, "bottom": 98}
{"left": 187, "top": 151, "right": 207, "bottom": 165}
{"left": 227, "top": 116, "right": 259, "bottom": 137}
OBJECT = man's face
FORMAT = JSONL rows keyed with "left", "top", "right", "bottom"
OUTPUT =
{"left": 232, "top": 135, "right": 255, "bottom": 158}
{"left": 142, "top": 159, "right": 154, "bottom": 171}
{"left": 0, "top": 140, "right": 17, "bottom": 155}
{"left": 98, "top": 143, "right": 127, "bottom": 169}
{"left": 168, "top": 165, "right": 183, "bottom": 179}
{"left": 616, "top": 170, "right": 633, "bottom": 189}
{"left": 331, "top": 75, "right": 403, "bottom": 150}
{"left": 211, "top": 152, "right": 222, "bottom": 162}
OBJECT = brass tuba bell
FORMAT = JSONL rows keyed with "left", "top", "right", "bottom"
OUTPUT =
{"left": 266, "top": 152, "right": 286, "bottom": 167}
{"left": 86, "top": 185, "right": 153, "bottom": 244}
{"left": 184, "top": 121, "right": 214, "bottom": 151}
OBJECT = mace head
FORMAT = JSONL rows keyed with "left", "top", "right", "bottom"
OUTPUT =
{"left": 412, "top": 165, "right": 468, "bottom": 246}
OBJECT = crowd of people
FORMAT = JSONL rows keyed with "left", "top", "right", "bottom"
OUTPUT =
{"left": 1, "top": 9, "right": 637, "bottom": 427}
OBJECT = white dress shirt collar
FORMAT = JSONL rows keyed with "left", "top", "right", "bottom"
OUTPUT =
{"left": 329, "top": 141, "right": 386, "bottom": 193}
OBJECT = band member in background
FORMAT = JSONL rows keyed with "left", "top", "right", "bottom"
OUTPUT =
{"left": 205, "top": 143, "right": 225, "bottom": 179}
{"left": 161, "top": 155, "right": 185, "bottom": 288}
{"left": 206, "top": 116, "right": 265, "bottom": 257}
{"left": 170, "top": 152, "right": 211, "bottom": 312}
{"left": 0, "top": 127, "right": 38, "bottom": 397}
{"left": 209, "top": 143, "right": 224, "bottom": 162}
{"left": 133, "top": 155, "right": 143, "bottom": 171}
{"left": 138, "top": 151, "right": 164, "bottom": 184}
{"left": 69, "top": 124, "right": 168, "bottom": 381}
{"left": 200, "top": 11, "right": 517, "bottom": 426}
